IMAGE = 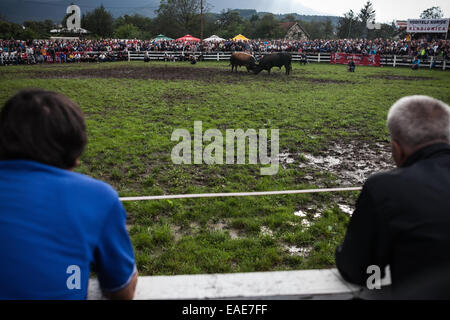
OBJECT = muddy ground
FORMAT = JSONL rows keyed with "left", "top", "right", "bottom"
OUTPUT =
{"left": 370, "top": 74, "right": 437, "bottom": 81}
{"left": 25, "top": 65, "right": 353, "bottom": 84}
{"left": 299, "top": 141, "right": 394, "bottom": 186}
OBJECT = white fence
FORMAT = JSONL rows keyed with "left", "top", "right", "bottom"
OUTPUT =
{"left": 1, "top": 51, "right": 446, "bottom": 70}
{"left": 126, "top": 51, "right": 448, "bottom": 70}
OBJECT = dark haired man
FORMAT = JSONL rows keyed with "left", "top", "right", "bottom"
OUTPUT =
{"left": 0, "top": 90, "right": 138, "bottom": 299}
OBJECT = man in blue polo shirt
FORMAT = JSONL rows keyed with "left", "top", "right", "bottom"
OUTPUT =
{"left": 0, "top": 89, "right": 138, "bottom": 299}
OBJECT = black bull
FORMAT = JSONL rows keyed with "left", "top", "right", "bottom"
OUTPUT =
{"left": 254, "top": 53, "right": 292, "bottom": 75}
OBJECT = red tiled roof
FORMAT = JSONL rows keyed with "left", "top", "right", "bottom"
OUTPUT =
{"left": 280, "top": 22, "right": 296, "bottom": 32}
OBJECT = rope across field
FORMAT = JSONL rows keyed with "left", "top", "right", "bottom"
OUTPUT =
{"left": 119, "top": 187, "right": 363, "bottom": 201}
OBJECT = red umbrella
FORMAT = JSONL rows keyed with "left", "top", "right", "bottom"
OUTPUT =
{"left": 176, "top": 34, "right": 201, "bottom": 42}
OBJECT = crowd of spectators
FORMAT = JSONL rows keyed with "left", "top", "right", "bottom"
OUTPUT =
{"left": 1, "top": 37, "right": 449, "bottom": 65}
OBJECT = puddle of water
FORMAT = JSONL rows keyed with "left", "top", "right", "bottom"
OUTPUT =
{"left": 301, "top": 219, "right": 312, "bottom": 228}
{"left": 278, "top": 152, "right": 295, "bottom": 169}
{"left": 279, "top": 152, "right": 295, "bottom": 164}
{"left": 260, "top": 226, "right": 274, "bottom": 237}
{"left": 208, "top": 221, "right": 240, "bottom": 239}
{"left": 294, "top": 210, "right": 307, "bottom": 217}
{"left": 312, "top": 211, "right": 322, "bottom": 219}
{"left": 303, "top": 154, "right": 341, "bottom": 167}
{"left": 299, "top": 141, "right": 394, "bottom": 185}
{"left": 283, "top": 244, "right": 312, "bottom": 257}
{"left": 171, "top": 225, "right": 182, "bottom": 241}
{"left": 294, "top": 207, "right": 323, "bottom": 220}
{"left": 228, "top": 229, "right": 240, "bottom": 239}
{"left": 338, "top": 204, "right": 354, "bottom": 216}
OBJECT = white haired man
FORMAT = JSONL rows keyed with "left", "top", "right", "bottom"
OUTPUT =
{"left": 335, "top": 95, "right": 450, "bottom": 299}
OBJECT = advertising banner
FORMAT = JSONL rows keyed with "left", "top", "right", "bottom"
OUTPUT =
{"left": 330, "top": 53, "right": 381, "bottom": 67}
{"left": 407, "top": 19, "right": 449, "bottom": 33}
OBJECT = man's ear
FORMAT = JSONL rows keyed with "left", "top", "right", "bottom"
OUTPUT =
{"left": 68, "top": 158, "right": 80, "bottom": 172}
{"left": 391, "top": 140, "right": 406, "bottom": 168}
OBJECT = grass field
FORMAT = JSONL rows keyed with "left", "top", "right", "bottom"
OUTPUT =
{"left": 1, "top": 61, "right": 449, "bottom": 275}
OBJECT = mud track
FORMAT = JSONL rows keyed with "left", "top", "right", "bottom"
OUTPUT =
{"left": 371, "top": 74, "right": 436, "bottom": 81}
{"left": 29, "top": 65, "right": 352, "bottom": 84}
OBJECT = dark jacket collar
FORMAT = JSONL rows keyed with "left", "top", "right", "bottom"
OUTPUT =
{"left": 403, "top": 143, "right": 450, "bottom": 168}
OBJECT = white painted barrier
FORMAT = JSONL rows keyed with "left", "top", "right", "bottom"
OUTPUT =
{"left": 87, "top": 268, "right": 391, "bottom": 300}
{"left": 88, "top": 269, "right": 363, "bottom": 300}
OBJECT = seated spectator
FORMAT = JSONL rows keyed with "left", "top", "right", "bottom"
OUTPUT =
{"left": 81, "top": 53, "right": 89, "bottom": 63}
{"left": 108, "top": 52, "right": 116, "bottom": 62}
{"left": 299, "top": 53, "right": 308, "bottom": 65}
{"left": 98, "top": 53, "right": 107, "bottom": 62}
{"left": 0, "top": 90, "right": 138, "bottom": 299}
{"left": 74, "top": 53, "right": 81, "bottom": 63}
{"left": 429, "top": 59, "right": 436, "bottom": 70}
{"left": 335, "top": 95, "right": 450, "bottom": 299}
{"left": 144, "top": 51, "right": 150, "bottom": 62}
{"left": 189, "top": 54, "right": 197, "bottom": 64}
{"left": 58, "top": 52, "right": 66, "bottom": 64}
{"left": 412, "top": 56, "right": 420, "bottom": 70}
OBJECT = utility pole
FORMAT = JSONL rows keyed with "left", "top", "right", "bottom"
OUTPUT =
{"left": 200, "top": 0, "right": 204, "bottom": 41}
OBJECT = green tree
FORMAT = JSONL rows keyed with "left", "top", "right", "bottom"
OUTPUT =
{"left": 420, "top": 6, "right": 444, "bottom": 19}
{"left": 359, "top": 1, "right": 376, "bottom": 38}
{"left": 114, "top": 23, "right": 141, "bottom": 39}
{"left": 155, "top": 0, "right": 203, "bottom": 37}
{"left": 254, "top": 14, "right": 284, "bottom": 39}
{"left": 202, "top": 12, "right": 221, "bottom": 38}
{"left": 0, "top": 19, "right": 39, "bottom": 40}
{"left": 0, "top": 20, "right": 19, "bottom": 39}
{"left": 323, "top": 18, "right": 334, "bottom": 38}
{"left": 300, "top": 20, "right": 317, "bottom": 39}
{"left": 81, "top": 5, "right": 114, "bottom": 38}
{"left": 23, "top": 20, "right": 54, "bottom": 38}
{"left": 20, "top": 27, "right": 39, "bottom": 40}
{"left": 216, "top": 10, "right": 245, "bottom": 39}
{"left": 115, "top": 14, "right": 154, "bottom": 39}
{"left": 337, "top": 10, "right": 357, "bottom": 38}
{"left": 358, "top": 1, "right": 376, "bottom": 23}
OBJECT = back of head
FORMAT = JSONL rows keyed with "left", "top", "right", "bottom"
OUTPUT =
{"left": 387, "top": 95, "right": 450, "bottom": 149}
{"left": 0, "top": 89, "right": 87, "bottom": 169}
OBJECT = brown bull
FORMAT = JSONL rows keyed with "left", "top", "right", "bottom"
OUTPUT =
{"left": 230, "top": 52, "right": 257, "bottom": 72}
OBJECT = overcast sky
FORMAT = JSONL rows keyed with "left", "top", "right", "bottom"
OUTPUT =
{"left": 277, "top": 0, "right": 450, "bottom": 22}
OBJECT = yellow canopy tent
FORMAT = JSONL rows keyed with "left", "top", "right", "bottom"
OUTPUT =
{"left": 232, "top": 34, "right": 249, "bottom": 41}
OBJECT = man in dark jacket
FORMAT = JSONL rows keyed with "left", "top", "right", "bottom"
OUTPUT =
{"left": 335, "top": 95, "right": 450, "bottom": 299}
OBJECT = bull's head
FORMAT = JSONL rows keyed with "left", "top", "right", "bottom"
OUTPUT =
{"left": 252, "top": 64, "right": 263, "bottom": 74}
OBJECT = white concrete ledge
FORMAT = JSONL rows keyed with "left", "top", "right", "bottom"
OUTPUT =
{"left": 87, "top": 269, "right": 366, "bottom": 300}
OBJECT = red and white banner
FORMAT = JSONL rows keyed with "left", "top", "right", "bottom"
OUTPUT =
{"left": 407, "top": 19, "right": 449, "bottom": 33}
{"left": 330, "top": 53, "right": 381, "bottom": 67}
